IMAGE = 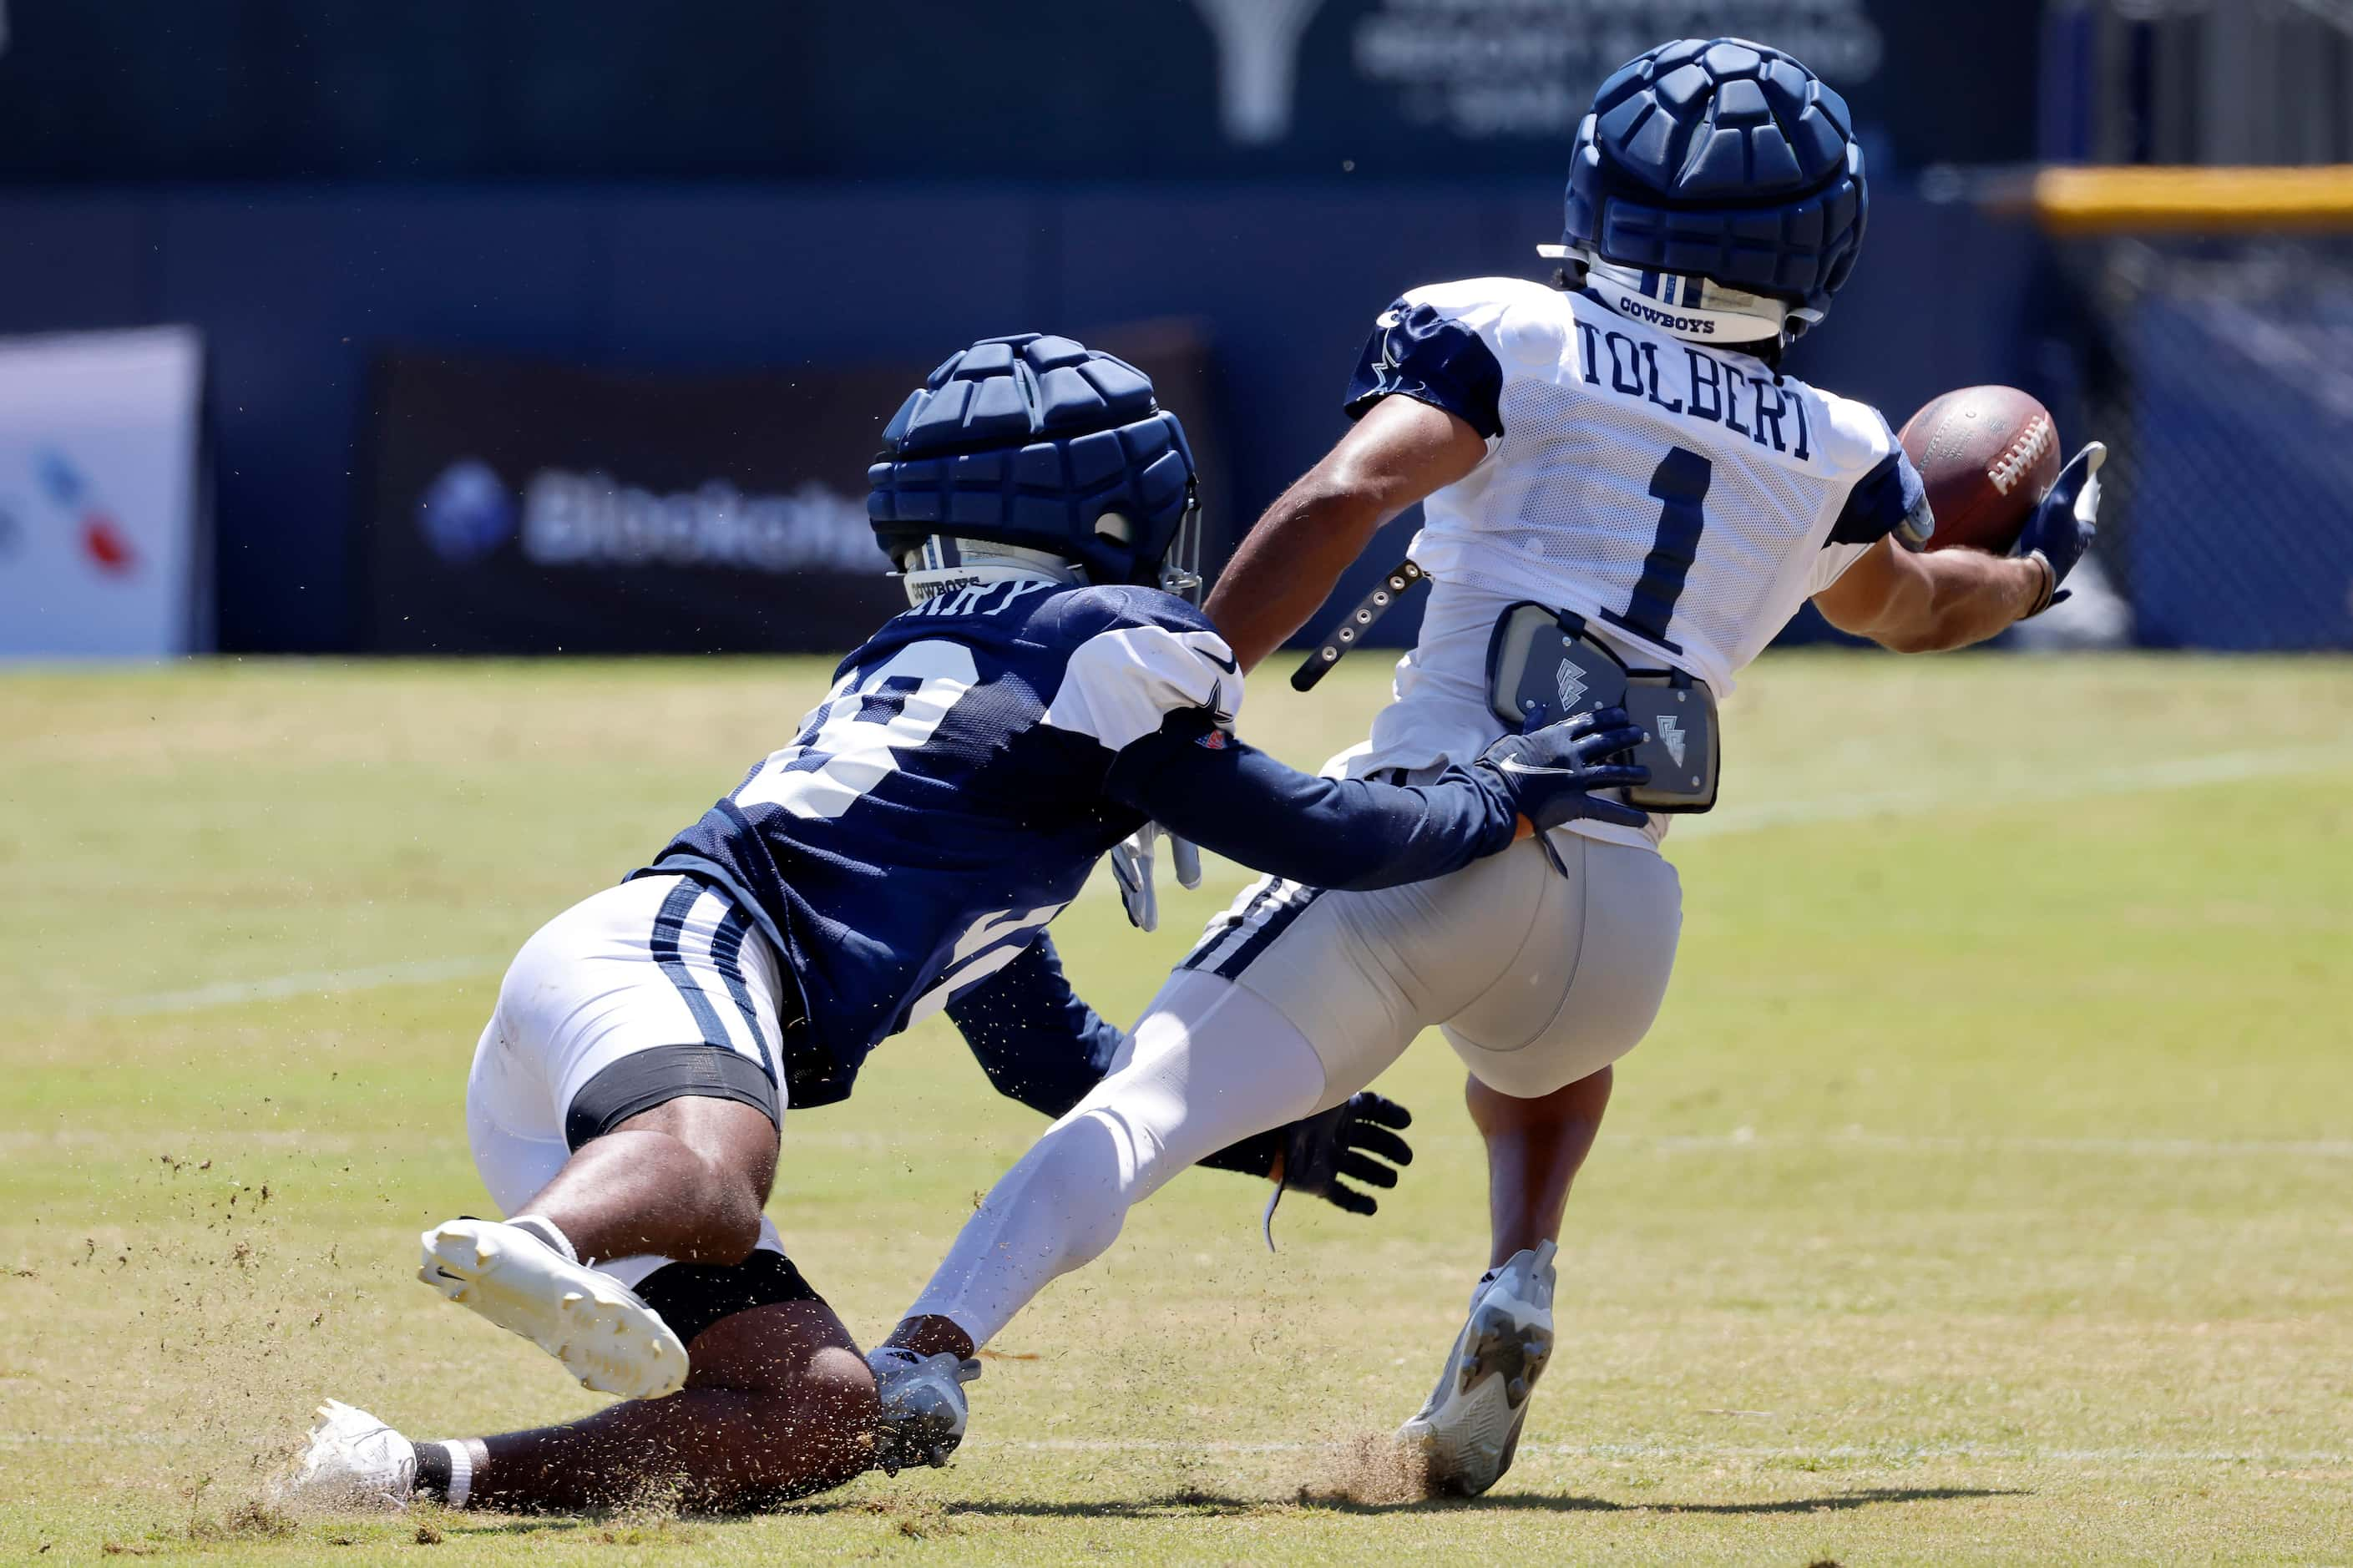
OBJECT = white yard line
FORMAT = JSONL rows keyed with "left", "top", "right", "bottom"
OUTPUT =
{"left": 1399, "top": 1130, "right": 2353, "bottom": 1160}
{"left": 963, "top": 1437, "right": 2353, "bottom": 1467}
{"left": 0, "top": 1125, "right": 2341, "bottom": 1159}
{"left": 102, "top": 956, "right": 500, "bottom": 1018}
{"left": 1677, "top": 742, "right": 2353, "bottom": 839}
{"left": 1642, "top": 1131, "right": 2353, "bottom": 1160}
{"left": 0, "top": 1432, "right": 2343, "bottom": 1468}
{"left": 80, "top": 741, "right": 2353, "bottom": 1019}
{"left": 1170, "top": 741, "right": 2353, "bottom": 877}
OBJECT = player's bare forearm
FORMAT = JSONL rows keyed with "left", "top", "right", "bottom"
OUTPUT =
{"left": 1203, "top": 476, "right": 1384, "bottom": 671}
{"left": 1813, "top": 537, "right": 2046, "bottom": 654}
{"left": 1882, "top": 549, "right": 2046, "bottom": 651}
{"left": 1204, "top": 396, "right": 1488, "bottom": 671}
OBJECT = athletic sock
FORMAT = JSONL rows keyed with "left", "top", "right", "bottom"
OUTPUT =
{"left": 412, "top": 1440, "right": 475, "bottom": 1509}
{"left": 506, "top": 1214, "right": 579, "bottom": 1265}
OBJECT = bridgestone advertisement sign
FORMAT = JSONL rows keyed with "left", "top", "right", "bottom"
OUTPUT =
{"left": 359, "top": 328, "right": 1222, "bottom": 654}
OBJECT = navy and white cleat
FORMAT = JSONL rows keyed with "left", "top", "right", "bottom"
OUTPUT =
{"left": 274, "top": 1399, "right": 417, "bottom": 1511}
{"left": 867, "top": 1346, "right": 982, "bottom": 1474}
{"left": 1395, "top": 1239, "right": 1558, "bottom": 1496}
{"left": 418, "top": 1218, "right": 689, "bottom": 1400}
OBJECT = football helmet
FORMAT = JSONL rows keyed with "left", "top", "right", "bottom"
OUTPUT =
{"left": 1543, "top": 38, "right": 1868, "bottom": 346}
{"left": 868, "top": 333, "right": 1202, "bottom": 605}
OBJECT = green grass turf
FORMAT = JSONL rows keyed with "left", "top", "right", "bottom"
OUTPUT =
{"left": 1, "top": 651, "right": 2349, "bottom": 1564}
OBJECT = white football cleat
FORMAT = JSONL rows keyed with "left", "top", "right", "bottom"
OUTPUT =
{"left": 274, "top": 1399, "right": 416, "bottom": 1511}
{"left": 867, "top": 1346, "right": 982, "bottom": 1474}
{"left": 418, "top": 1217, "right": 689, "bottom": 1400}
{"left": 1395, "top": 1239, "right": 1558, "bottom": 1496}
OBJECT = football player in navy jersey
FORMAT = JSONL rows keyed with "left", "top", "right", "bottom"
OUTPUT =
{"left": 878, "top": 41, "right": 2108, "bottom": 1496}
{"left": 278, "top": 332, "right": 1654, "bottom": 1513}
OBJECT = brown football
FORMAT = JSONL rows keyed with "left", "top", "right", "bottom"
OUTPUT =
{"left": 1897, "top": 386, "right": 2062, "bottom": 554}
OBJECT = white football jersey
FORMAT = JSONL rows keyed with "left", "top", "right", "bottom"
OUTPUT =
{"left": 1331, "top": 276, "right": 1930, "bottom": 848}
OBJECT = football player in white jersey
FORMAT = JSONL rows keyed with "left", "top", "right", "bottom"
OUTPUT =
{"left": 870, "top": 38, "right": 2106, "bottom": 1495}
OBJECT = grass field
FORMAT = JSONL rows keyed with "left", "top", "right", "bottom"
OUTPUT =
{"left": 3, "top": 651, "right": 2350, "bottom": 1565}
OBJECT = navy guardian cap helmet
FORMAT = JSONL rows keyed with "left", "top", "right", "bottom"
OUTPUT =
{"left": 1543, "top": 38, "right": 1867, "bottom": 346}
{"left": 868, "top": 333, "right": 1202, "bottom": 605}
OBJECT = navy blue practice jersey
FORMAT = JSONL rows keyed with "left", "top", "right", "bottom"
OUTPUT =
{"left": 640, "top": 573, "right": 1241, "bottom": 1096}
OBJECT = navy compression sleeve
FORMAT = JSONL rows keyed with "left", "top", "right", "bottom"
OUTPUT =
{"left": 1104, "top": 713, "right": 1517, "bottom": 893}
{"left": 945, "top": 936, "right": 1125, "bottom": 1121}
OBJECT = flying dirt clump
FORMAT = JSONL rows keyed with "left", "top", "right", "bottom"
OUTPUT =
{"left": 1297, "top": 1433, "right": 1437, "bottom": 1507}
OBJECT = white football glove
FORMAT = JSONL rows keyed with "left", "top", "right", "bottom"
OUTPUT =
{"left": 1108, "top": 822, "right": 1202, "bottom": 933}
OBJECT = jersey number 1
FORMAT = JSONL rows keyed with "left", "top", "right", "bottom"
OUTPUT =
{"left": 1601, "top": 446, "right": 1713, "bottom": 654}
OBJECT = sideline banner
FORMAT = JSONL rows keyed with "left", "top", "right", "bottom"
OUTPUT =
{"left": 0, "top": 327, "right": 207, "bottom": 658}
{"left": 359, "top": 326, "right": 1225, "bottom": 655}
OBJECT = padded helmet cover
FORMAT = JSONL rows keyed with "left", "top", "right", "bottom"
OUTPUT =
{"left": 1563, "top": 38, "right": 1868, "bottom": 334}
{"left": 866, "top": 333, "right": 1197, "bottom": 587}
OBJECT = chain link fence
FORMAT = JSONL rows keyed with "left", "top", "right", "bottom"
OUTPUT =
{"left": 2030, "top": 235, "right": 2353, "bottom": 650}
{"left": 2026, "top": 0, "right": 2353, "bottom": 649}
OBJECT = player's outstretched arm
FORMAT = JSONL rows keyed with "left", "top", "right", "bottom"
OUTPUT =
{"left": 1105, "top": 710, "right": 1518, "bottom": 891}
{"left": 1815, "top": 443, "right": 2105, "bottom": 654}
{"left": 1110, "top": 717, "right": 1510, "bottom": 888}
{"left": 1104, "top": 706, "right": 1647, "bottom": 892}
{"left": 1812, "top": 537, "right": 2046, "bottom": 653}
{"left": 1204, "top": 395, "right": 1488, "bottom": 671}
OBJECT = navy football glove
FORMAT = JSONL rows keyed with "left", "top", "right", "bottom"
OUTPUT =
{"left": 1475, "top": 706, "right": 1651, "bottom": 832}
{"left": 1200, "top": 1091, "right": 1416, "bottom": 1245}
{"left": 1276, "top": 1091, "right": 1414, "bottom": 1218}
{"left": 2013, "top": 441, "right": 2106, "bottom": 615}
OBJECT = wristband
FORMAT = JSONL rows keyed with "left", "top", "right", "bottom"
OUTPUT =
{"left": 2022, "top": 552, "right": 2058, "bottom": 618}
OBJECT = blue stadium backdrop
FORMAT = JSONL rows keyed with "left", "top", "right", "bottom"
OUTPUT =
{"left": 0, "top": 0, "right": 2098, "bottom": 653}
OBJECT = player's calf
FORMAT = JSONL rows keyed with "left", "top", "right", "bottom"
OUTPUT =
{"left": 459, "top": 1300, "right": 880, "bottom": 1513}
{"left": 283, "top": 1297, "right": 881, "bottom": 1515}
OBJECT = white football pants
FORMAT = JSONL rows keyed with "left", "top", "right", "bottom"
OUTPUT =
{"left": 465, "top": 875, "right": 795, "bottom": 1288}
{"left": 908, "top": 832, "right": 1681, "bottom": 1347}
